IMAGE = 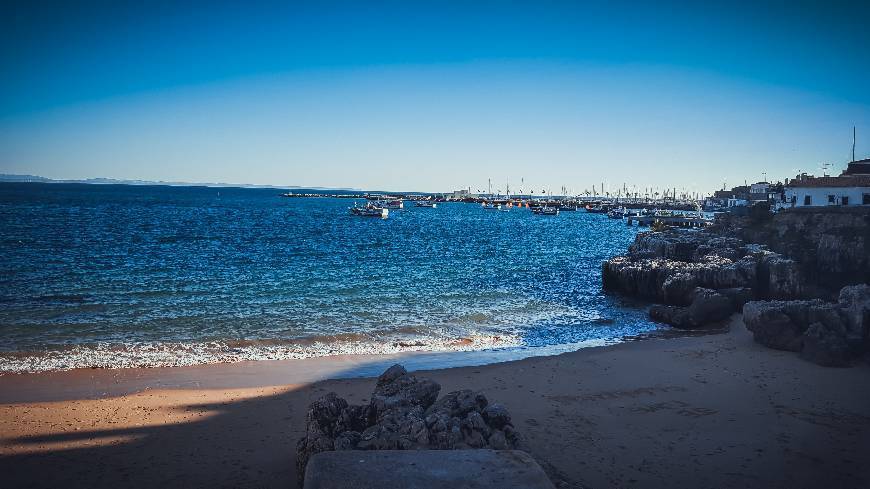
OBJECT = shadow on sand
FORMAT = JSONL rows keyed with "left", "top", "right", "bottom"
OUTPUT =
{"left": 0, "top": 360, "right": 407, "bottom": 489}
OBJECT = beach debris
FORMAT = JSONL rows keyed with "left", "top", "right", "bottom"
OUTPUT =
{"left": 296, "top": 364, "right": 523, "bottom": 486}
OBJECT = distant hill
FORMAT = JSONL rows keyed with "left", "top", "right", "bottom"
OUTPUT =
{"left": 0, "top": 174, "right": 425, "bottom": 194}
{"left": 0, "top": 174, "right": 53, "bottom": 182}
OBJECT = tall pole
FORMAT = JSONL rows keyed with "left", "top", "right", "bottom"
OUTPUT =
{"left": 853, "top": 126, "right": 857, "bottom": 162}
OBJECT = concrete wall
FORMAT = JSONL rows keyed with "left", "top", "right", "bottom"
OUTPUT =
{"left": 784, "top": 186, "right": 870, "bottom": 207}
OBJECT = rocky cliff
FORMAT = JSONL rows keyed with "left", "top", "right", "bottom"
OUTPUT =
{"left": 733, "top": 207, "right": 870, "bottom": 296}
{"left": 602, "top": 208, "right": 870, "bottom": 366}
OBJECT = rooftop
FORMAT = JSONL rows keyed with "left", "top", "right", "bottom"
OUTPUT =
{"left": 787, "top": 174, "right": 870, "bottom": 188}
{"left": 841, "top": 158, "right": 870, "bottom": 176}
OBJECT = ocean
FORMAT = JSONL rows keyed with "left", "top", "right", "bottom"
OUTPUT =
{"left": 0, "top": 182, "right": 658, "bottom": 372}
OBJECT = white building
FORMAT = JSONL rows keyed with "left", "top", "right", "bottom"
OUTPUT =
{"left": 783, "top": 160, "right": 870, "bottom": 208}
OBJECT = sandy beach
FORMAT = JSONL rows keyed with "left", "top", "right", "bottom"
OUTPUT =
{"left": 1, "top": 317, "right": 869, "bottom": 489}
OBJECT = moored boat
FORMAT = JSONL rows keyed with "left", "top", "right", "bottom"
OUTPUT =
{"left": 533, "top": 206, "right": 559, "bottom": 216}
{"left": 414, "top": 201, "right": 437, "bottom": 208}
{"left": 382, "top": 199, "right": 404, "bottom": 209}
{"left": 349, "top": 202, "right": 389, "bottom": 218}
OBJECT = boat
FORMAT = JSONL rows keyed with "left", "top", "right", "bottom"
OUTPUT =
{"left": 584, "top": 204, "right": 609, "bottom": 214}
{"left": 414, "top": 201, "right": 437, "bottom": 208}
{"left": 482, "top": 203, "right": 501, "bottom": 210}
{"left": 382, "top": 199, "right": 403, "bottom": 209}
{"left": 607, "top": 207, "right": 626, "bottom": 219}
{"left": 349, "top": 202, "right": 389, "bottom": 218}
{"left": 532, "top": 206, "right": 559, "bottom": 216}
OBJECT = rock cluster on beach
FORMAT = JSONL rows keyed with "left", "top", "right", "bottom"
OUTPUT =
{"left": 296, "top": 364, "right": 522, "bottom": 485}
{"left": 602, "top": 212, "right": 870, "bottom": 367}
{"left": 743, "top": 284, "right": 870, "bottom": 367}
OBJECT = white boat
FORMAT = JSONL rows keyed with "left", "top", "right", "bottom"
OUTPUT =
{"left": 382, "top": 199, "right": 404, "bottom": 209}
{"left": 533, "top": 206, "right": 559, "bottom": 216}
{"left": 415, "top": 201, "right": 437, "bottom": 208}
{"left": 349, "top": 202, "right": 389, "bottom": 218}
{"left": 607, "top": 207, "right": 626, "bottom": 219}
{"left": 482, "top": 203, "right": 501, "bottom": 210}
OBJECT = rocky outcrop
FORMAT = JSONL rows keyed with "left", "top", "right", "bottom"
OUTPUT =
{"left": 742, "top": 285, "right": 870, "bottom": 367}
{"left": 736, "top": 208, "right": 870, "bottom": 293}
{"left": 649, "top": 287, "right": 734, "bottom": 329}
{"left": 602, "top": 228, "right": 809, "bottom": 333}
{"left": 296, "top": 364, "right": 522, "bottom": 486}
{"left": 603, "top": 210, "right": 870, "bottom": 365}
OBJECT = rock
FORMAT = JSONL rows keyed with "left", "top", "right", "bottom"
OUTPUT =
{"left": 487, "top": 429, "right": 509, "bottom": 450}
{"left": 743, "top": 300, "right": 814, "bottom": 351}
{"left": 837, "top": 284, "right": 870, "bottom": 348}
{"left": 686, "top": 288, "right": 734, "bottom": 325}
{"left": 425, "top": 389, "right": 487, "bottom": 418}
{"left": 742, "top": 298, "right": 846, "bottom": 353}
{"left": 377, "top": 364, "right": 408, "bottom": 385}
{"left": 719, "top": 287, "right": 754, "bottom": 311}
{"left": 649, "top": 304, "right": 691, "bottom": 328}
{"left": 305, "top": 392, "right": 348, "bottom": 436}
{"left": 757, "top": 253, "right": 803, "bottom": 299}
{"left": 649, "top": 288, "right": 733, "bottom": 329}
{"left": 662, "top": 273, "right": 697, "bottom": 306}
{"left": 333, "top": 431, "right": 361, "bottom": 450}
{"left": 296, "top": 364, "right": 522, "bottom": 484}
{"left": 370, "top": 365, "right": 441, "bottom": 418}
{"left": 482, "top": 403, "right": 512, "bottom": 429}
{"left": 800, "top": 322, "right": 851, "bottom": 367}
{"left": 503, "top": 424, "right": 523, "bottom": 449}
{"left": 296, "top": 392, "right": 350, "bottom": 486}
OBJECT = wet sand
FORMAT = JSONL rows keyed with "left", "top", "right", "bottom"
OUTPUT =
{"left": 1, "top": 317, "right": 869, "bottom": 488}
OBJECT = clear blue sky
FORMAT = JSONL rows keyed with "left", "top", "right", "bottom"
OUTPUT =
{"left": 1, "top": 0, "right": 868, "bottom": 193}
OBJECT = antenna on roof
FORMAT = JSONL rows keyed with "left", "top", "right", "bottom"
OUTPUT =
{"left": 853, "top": 125, "right": 857, "bottom": 163}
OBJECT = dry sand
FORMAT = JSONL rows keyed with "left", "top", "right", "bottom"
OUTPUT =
{"left": 1, "top": 317, "right": 869, "bottom": 489}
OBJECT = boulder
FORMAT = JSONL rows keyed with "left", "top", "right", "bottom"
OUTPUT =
{"left": 482, "top": 403, "right": 512, "bottom": 429}
{"left": 662, "top": 273, "right": 697, "bottom": 306}
{"left": 649, "top": 304, "right": 691, "bottom": 329}
{"left": 425, "top": 389, "right": 487, "bottom": 418}
{"left": 686, "top": 288, "right": 734, "bottom": 325}
{"left": 370, "top": 364, "right": 441, "bottom": 418}
{"left": 758, "top": 254, "right": 803, "bottom": 299}
{"left": 649, "top": 288, "right": 733, "bottom": 329}
{"left": 837, "top": 284, "right": 870, "bottom": 348}
{"left": 800, "top": 322, "right": 851, "bottom": 367}
{"left": 719, "top": 287, "right": 754, "bottom": 311}
{"left": 743, "top": 300, "right": 815, "bottom": 351}
{"left": 296, "top": 364, "right": 523, "bottom": 485}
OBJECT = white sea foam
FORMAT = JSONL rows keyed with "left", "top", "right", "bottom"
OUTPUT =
{"left": 0, "top": 332, "right": 523, "bottom": 373}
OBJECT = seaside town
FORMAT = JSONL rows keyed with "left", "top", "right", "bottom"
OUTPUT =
{"left": 2, "top": 2, "right": 870, "bottom": 489}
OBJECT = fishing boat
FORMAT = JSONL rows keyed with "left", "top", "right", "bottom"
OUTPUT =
{"left": 414, "top": 201, "right": 437, "bottom": 208}
{"left": 349, "top": 202, "right": 388, "bottom": 218}
{"left": 532, "top": 206, "right": 559, "bottom": 216}
{"left": 607, "top": 207, "right": 626, "bottom": 219}
{"left": 382, "top": 199, "right": 404, "bottom": 209}
{"left": 584, "top": 204, "right": 609, "bottom": 214}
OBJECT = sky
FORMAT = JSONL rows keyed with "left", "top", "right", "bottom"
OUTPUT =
{"left": 1, "top": 0, "right": 869, "bottom": 194}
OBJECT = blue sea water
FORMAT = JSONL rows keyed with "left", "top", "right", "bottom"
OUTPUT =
{"left": 0, "top": 182, "right": 658, "bottom": 371}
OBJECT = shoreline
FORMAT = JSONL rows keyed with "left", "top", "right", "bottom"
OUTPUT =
{"left": 2, "top": 316, "right": 869, "bottom": 488}
{"left": 0, "top": 326, "right": 689, "bottom": 404}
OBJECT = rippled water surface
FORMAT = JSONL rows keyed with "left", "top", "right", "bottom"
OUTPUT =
{"left": 0, "top": 183, "right": 657, "bottom": 371}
